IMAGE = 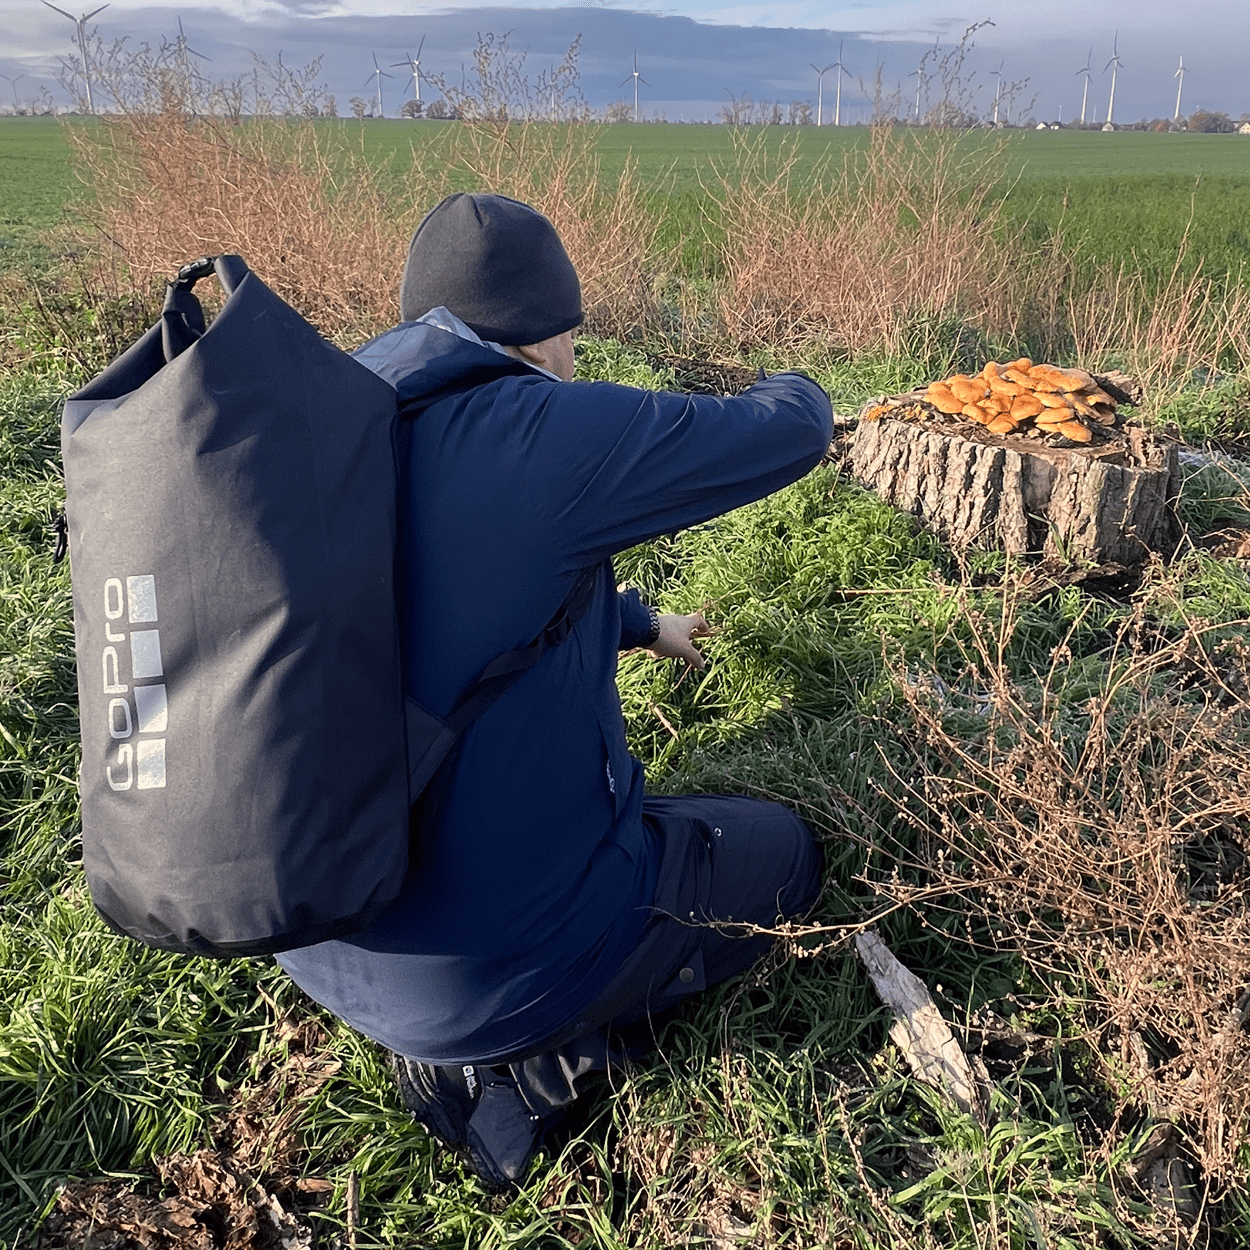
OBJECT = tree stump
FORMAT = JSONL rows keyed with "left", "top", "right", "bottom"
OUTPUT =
{"left": 850, "top": 375, "right": 1180, "bottom": 565}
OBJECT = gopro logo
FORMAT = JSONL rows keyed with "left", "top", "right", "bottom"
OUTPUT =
{"left": 101, "top": 575, "right": 167, "bottom": 791}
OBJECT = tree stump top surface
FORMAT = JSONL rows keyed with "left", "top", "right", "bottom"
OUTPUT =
{"left": 858, "top": 372, "right": 1168, "bottom": 473}
{"left": 850, "top": 371, "right": 1180, "bottom": 565}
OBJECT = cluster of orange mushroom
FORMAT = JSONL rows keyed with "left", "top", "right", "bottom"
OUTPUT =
{"left": 925, "top": 359, "right": 1119, "bottom": 444}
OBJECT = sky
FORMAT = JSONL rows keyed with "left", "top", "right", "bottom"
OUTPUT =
{"left": 1, "top": 1, "right": 1247, "bottom": 124}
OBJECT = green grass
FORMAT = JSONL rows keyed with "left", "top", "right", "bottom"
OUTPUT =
{"left": 0, "top": 118, "right": 82, "bottom": 272}
{"left": 346, "top": 121, "right": 1250, "bottom": 189}
{"left": 1000, "top": 172, "right": 1250, "bottom": 291}
{"left": 5, "top": 339, "right": 1246, "bottom": 1246}
{"left": 10, "top": 114, "right": 1248, "bottom": 184}
{"left": 3, "top": 121, "right": 1250, "bottom": 1247}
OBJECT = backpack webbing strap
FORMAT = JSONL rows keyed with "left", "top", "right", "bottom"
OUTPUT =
{"left": 404, "top": 567, "right": 599, "bottom": 798}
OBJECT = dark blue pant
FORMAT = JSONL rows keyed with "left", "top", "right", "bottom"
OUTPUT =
{"left": 485, "top": 794, "right": 821, "bottom": 1114}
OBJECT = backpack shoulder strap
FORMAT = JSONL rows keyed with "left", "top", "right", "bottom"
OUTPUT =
{"left": 404, "top": 566, "right": 599, "bottom": 798}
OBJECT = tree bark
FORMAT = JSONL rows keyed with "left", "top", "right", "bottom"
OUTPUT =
{"left": 850, "top": 399, "right": 1180, "bottom": 565}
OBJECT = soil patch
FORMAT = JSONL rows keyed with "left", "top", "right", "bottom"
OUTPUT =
{"left": 38, "top": 1151, "right": 318, "bottom": 1250}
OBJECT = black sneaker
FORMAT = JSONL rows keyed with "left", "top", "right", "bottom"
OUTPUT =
{"left": 391, "top": 1053, "right": 479, "bottom": 1149}
{"left": 391, "top": 1054, "right": 562, "bottom": 1189}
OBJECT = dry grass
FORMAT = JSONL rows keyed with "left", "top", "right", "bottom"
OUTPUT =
{"left": 68, "top": 110, "right": 408, "bottom": 340}
{"left": 879, "top": 580, "right": 1250, "bottom": 1185}
{"left": 61, "top": 102, "right": 1250, "bottom": 392}
{"left": 68, "top": 108, "right": 659, "bottom": 342}
{"left": 706, "top": 126, "right": 1057, "bottom": 358}
{"left": 705, "top": 125, "right": 1250, "bottom": 393}
{"left": 1067, "top": 240, "right": 1250, "bottom": 396}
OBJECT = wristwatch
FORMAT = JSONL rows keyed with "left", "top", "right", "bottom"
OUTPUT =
{"left": 643, "top": 603, "right": 661, "bottom": 647}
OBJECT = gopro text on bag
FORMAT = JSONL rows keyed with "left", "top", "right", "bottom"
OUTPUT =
{"left": 101, "top": 575, "right": 168, "bottom": 791}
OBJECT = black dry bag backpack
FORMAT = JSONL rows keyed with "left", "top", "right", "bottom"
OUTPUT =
{"left": 61, "top": 256, "right": 410, "bottom": 957}
{"left": 63, "top": 256, "right": 594, "bottom": 959}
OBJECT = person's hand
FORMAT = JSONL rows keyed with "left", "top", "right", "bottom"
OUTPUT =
{"left": 648, "top": 612, "right": 711, "bottom": 670}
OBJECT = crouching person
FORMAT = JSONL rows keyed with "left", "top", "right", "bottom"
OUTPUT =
{"left": 276, "top": 194, "right": 833, "bottom": 1187}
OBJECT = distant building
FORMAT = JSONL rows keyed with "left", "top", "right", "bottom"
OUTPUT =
{"left": 1239, "top": 122, "right": 1250, "bottom": 134}
{"left": 1101, "top": 122, "right": 1116, "bottom": 132}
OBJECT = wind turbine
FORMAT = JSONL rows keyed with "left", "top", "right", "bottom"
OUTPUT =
{"left": 364, "top": 52, "right": 393, "bottom": 119}
{"left": 619, "top": 52, "right": 649, "bottom": 122}
{"left": 173, "top": 17, "right": 209, "bottom": 66}
{"left": 832, "top": 41, "right": 851, "bottom": 127}
{"left": 810, "top": 61, "right": 834, "bottom": 126}
{"left": 1075, "top": 47, "right": 1092, "bottom": 125}
{"left": 0, "top": 72, "right": 27, "bottom": 111}
{"left": 908, "top": 54, "right": 924, "bottom": 122}
{"left": 1103, "top": 32, "right": 1122, "bottom": 128}
{"left": 990, "top": 60, "right": 1004, "bottom": 125}
{"left": 908, "top": 38, "right": 938, "bottom": 124}
{"left": 41, "top": 1, "right": 108, "bottom": 114}
{"left": 1174, "top": 53, "right": 1185, "bottom": 122}
{"left": 392, "top": 36, "right": 426, "bottom": 111}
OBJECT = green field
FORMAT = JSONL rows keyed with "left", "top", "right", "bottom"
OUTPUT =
{"left": 0, "top": 118, "right": 81, "bottom": 269}
{"left": 350, "top": 119, "right": 1250, "bottom": 184}
{"left": 9, "top": 115, "right": 1248, "bottom": 186}
{"left": 3, "top": 113, "right": 1250, "bottom": 1248}
{"left": 5, "top": 115, "right": 1249, "bottom": 281}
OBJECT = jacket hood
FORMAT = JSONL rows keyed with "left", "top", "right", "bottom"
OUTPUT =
{"left": 351, "top": 312, "right": 543, "bottom": 407}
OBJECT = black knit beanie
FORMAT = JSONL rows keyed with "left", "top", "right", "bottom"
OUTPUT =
{"left": 398, "top": 193, "right": 583, "bottom": 344}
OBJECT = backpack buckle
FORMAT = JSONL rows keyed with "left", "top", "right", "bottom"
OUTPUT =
{"left": 173, "top": 257, "right": 218, "bottom": 289}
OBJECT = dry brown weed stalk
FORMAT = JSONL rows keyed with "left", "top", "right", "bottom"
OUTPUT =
{"left": 70, "top": 95, "right": 659, "bottom": 341}
{"left": 69, "top": 108, "right": 415, "bottom": 339}
{"left": 62, "top": 79, "right": 1250, "bottom": 385}
{"left": 707, "top": 125, "right": 1059, "bottom": 357}
{"left": 1067, "top": 236, "right": 1250, "bottom": 395}
{"left": 879, "top": 584, "right": 1250, "bottom": 1184}
{"left": 706, "top": 124, "right": 1250, "bottom": 386}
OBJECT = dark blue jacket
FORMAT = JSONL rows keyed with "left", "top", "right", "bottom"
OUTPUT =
{"left": 276, "top": 320, "right": 833, "bottom": 1063}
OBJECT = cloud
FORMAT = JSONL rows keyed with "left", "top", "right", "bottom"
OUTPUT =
{"left": 1, "top": 1, "right": 1244, "bottom": 121}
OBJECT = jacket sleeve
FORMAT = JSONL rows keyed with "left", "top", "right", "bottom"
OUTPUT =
{"left": 521, "top": 372, "right": 834, "bottom": 570}
{"left": 618, "top": 587, "right": 655, "bottom": 650}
